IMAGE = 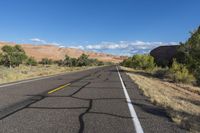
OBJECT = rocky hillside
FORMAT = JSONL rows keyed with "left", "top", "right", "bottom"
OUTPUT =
{"left": 0, "top": 42, "right": 126, "bottom": 63}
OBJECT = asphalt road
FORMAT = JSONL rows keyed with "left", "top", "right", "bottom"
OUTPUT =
{"left": 0, "top": 66, "right": 187, "bottom": 133}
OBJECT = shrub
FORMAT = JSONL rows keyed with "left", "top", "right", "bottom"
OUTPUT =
{"left": 121, "top": 57, "right": 133, "bottom": 67}
{"left": 53, "top": 60, "right": 63, "bottom": 66}
{"left": 132, "top": 54, "right": 155, "bottom": 71}
{"left": 39, "top": 58, "right": 53, "bottom": 65}
{"left": 87, "top": 58, "right": 104, "bottom": 66}
{"left": 168, "top": 59, "right": 196, "bottom": 84}
{"left": 0, "top": 45, "right": 27, "bottom": 68}
{"left": 195, "top": 68, "right": 200, "bottom": 85}
{"left": 69, "top": 58, "right": 78, "bottom": 67}
{"left": 77, "top": 54, "right": 89, "bottom": 66}
{"left": 97, "top": 61, "right": 104, "bottom": 66}
{"left": 26, "top": 57, "right": 37, "bottom": 66}
{"left": 153, "top": 67, "right": 169, "bottom": 79}
{"left": 121, "top": 54, "right": 156, "bottom": 71}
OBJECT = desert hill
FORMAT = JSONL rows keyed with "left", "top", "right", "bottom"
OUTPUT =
{"left": 0, "top": 42, "right": 126, "bottom": 63}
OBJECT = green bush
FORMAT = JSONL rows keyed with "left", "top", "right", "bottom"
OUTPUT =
{"left": 120, "top": 57, "right": 133, "bottom": 67}
{"left": 53, "top": 60, "right": 63, "bottom": 66}
{"left": 26, "top": 57, "right": 37, "bottom": 66}
{"left": 121, "top": 54, "right": 156, "bottom": 71}
{"left": 153, "top": 67, "right": 169, "bottom": 79}
{"left": 87, "top": 58, "right": 104, "bottom": 66}
{"left": 39, "top": 58, "right": 53, "bottom": 65}
{"left": 168, "top": 59, "right": 196, "bottom": 84}
{"left": 77, "top": 54, "right": 90, "bottom": 66}
{"left": 0, "top": 45, "right": 27, "bottom": 68}
{"left": 97, "top": 61, "right": 104, "bottom": 66}
{"left": 195, "top": 68, "right": 200, "bottom": 85}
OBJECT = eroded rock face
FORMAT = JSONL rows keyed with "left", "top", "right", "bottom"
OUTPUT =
{"left": 150, "top": 45, "right": 178, "bottom": 67}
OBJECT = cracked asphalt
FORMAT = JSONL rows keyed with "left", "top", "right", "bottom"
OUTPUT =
{"left": 0, "top": 66, "right": 187, "bottom": 133}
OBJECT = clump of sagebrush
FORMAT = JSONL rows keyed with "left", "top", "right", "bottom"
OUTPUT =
{"left": 168, "top": 59, "right": 196, "bottom": 84}
{"left": 26, "top": 57, "right": 37, "bottom": 66}
{"left": 153, "top": 59, "right": 196, "bottom": 84}
{"left": 39, "top": 58, "right": 53, "bottom": 65}
{"left": 152, "top": 67, "right": 169, "bottom": 79}
{"left": 121, "top": 54, "right": 155, "bottom": 71}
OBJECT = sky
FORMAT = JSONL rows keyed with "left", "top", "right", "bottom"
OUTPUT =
{"left": 0, "top": 0, "right": 199, "bottom": 56}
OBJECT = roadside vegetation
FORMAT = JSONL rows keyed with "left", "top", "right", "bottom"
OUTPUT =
{"left": 120, "top": 26, "right": 200, "bottom": 132}
{"left": 0, "top": 65, "right": 91, "bottom": 84}
{"left": 122, "top": 67, "right": 200, "bottom": 133}
{"left": 0, "top": 45, "right": 105, "bottom": 84}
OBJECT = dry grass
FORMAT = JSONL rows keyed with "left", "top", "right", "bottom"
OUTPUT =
{"left": 121, "top": 66, "right": 200, "bottom": 133}
{"left": 0, "top": 65, "right": 94, "bottom": 84}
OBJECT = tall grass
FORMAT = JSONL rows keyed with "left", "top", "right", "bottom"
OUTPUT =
{"left": 0, "top": 65, "right": 90, "bottom": 84}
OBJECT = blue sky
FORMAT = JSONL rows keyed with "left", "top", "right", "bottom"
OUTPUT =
{"left": 0, "top": 0, "right": 199, "bottom": 55}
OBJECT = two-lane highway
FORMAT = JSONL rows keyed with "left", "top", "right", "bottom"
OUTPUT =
{"left": 0, "top": 66, "right": 187, "bottom": 133}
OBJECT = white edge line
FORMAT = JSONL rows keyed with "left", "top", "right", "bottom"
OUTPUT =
{"left": 116, "top": 66, "right": 144, "bottom": 133}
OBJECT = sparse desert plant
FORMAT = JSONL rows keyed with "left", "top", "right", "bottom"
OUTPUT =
{"left": 153, "top": 67, "right": 169, "bottom": 79}
{"left": 120, "top": 57, "right": 133, "bottom": 67}
{"left": 53, "top": 60, "right": 63, "bottom": 66}
{"left": 168, "top": 59, "right": 196, "bottom": 84}
{"left": 39, "top": 58, "right": 53, "bottom": 65}
{"left": 26, "top": 57, "right": 37, "bottom": 66}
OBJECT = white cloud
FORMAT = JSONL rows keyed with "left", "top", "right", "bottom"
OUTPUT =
{"left": 29, "top": 38, "right": 178, "bottom": 56}
{"left": 30, "top": 38, "right": 62, "bottom": 46}
{"left": 59, "top": 45, "right": 65, "bottom": 48}
{"left": 30, "top": 38, "right": 46, "bottom": 44}
{"left": 69, "top": 41, "right": 178, "bottom": 56}
{"left": 50, "top": 42, "right": 61, "bottom": 46}
{"left": 69, "top": 45, "right": 84, "bottom": 50}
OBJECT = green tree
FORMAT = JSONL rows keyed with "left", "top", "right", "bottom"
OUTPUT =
{"left": 175, "top": 26, "right": 200, "bottom": 84}
{"left": 63, "top": 55, "right": 71, "bottom": 66}
{"left": 1, "top": 45, "right": 27, "bottom": 68}
{"left": 77, "top": 54, "right": 89, "bottom": 66}
{"left": 69, "top": 58, "right": 78, "bottom": 67}
{"left": 56, "top": 54, "right": 103, "bottom": 67}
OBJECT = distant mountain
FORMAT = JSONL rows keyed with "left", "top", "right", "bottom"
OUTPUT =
{"left": 0, "top": 42, "right": 127, "bottom": 63}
